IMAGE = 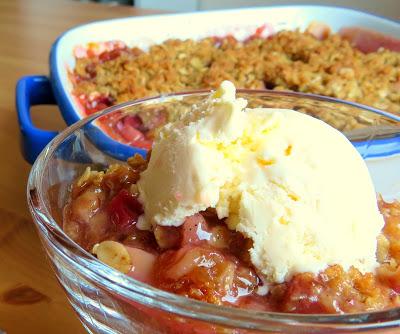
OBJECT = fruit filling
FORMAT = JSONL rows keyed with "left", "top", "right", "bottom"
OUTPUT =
{"left": 63, "top": 154, "right": 400, "bottom": 314}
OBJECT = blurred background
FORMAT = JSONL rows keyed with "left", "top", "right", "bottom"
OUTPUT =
{"left": 87, "top": 0, "right": 400, "bottom": 18}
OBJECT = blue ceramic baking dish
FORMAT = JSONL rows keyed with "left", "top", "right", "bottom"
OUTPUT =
{"left": 15, "top": 5, "right": 400, "bottom": 163}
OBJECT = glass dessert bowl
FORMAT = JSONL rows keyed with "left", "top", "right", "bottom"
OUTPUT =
{"left": 28, "top": 87, "right": 400, "bottom": 334}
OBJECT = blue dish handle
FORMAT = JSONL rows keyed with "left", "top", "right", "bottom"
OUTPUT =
{"left": 16, "top": 75, "right": 59, "bottom": 164}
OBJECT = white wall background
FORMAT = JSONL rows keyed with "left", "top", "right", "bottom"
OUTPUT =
{"left": 135, "top": 0, "right": 400, "bottom": 19}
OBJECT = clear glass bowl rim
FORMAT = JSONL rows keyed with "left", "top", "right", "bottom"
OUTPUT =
{"left": 28, "top": 88, "right": 400, "bottom": 332}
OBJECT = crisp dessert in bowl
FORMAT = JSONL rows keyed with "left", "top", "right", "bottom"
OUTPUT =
{"left": 28, "top": 82, "right": 400, "bottom": 333}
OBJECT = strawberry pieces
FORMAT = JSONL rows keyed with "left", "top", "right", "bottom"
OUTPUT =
{"left": 107, "top": 189, "right": 143, "bottom": 231}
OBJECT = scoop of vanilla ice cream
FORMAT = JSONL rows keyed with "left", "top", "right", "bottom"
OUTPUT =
{"left": 137, "top": 81, "right": 384, "bottom": 283}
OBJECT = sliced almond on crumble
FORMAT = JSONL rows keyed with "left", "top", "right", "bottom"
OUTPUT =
{"left": 92, "top": 240, "right": 132, "bottom": 274}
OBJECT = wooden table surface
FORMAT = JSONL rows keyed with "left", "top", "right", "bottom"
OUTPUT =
{"left": 0, "top": 1, "right": 160, "bottom": 333}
